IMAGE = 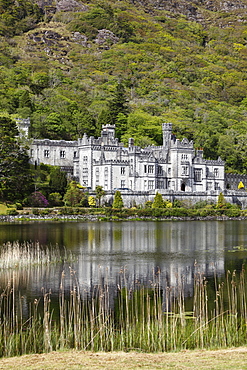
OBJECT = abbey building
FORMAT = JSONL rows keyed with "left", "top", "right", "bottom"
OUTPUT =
{"left": 26, "top": 120, "right": 225, "bottom": 193}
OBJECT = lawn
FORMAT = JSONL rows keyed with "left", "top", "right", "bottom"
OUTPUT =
{"left": 0, "top": 203, "right": 8, "bottom": 215}
{"left": 0, "top": 348, "right": 247, "bottom": 370}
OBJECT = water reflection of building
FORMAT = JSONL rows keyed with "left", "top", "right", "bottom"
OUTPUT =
{"left": 0, "top": 221, "right": 229, "bottom": 305}
{"left": 76, "top": 221, "right": 225, "bottom": 299}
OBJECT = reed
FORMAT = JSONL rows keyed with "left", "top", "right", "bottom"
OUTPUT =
{"left": 0, "top": 266, "right": 247, "bottom": 357}
{"left": 0, "top": 241, "right": 75, "bottom": 269}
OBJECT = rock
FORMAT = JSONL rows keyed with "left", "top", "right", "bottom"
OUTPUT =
{"left": 94, "top": 29, "right": 119, "bottom": 49}
{"left": 56, "top": 0, "right": 88, "bottom": 12}
{"left": 131, "top": 0, "right": 247, "bottom": 24}
{"left": 35, "top": 0, "right": 87, "bottom": 13}
{"left": 71, "top": 32, "right": 89, "bottom": 47}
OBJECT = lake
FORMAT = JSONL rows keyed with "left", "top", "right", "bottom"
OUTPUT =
{"left": 0, "top": 219, "right": 246, "bottom": 307}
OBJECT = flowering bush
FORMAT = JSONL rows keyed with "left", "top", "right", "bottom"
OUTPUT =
{"left": 29, "top": 191, "right": 49, "bottom": 207}
{"left": 88, "top": 196, "right": 96, "bottom": 207}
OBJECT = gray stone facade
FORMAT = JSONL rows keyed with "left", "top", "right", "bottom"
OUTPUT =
{"left": 28, "top": 122, "right": 225, "bottom": 193}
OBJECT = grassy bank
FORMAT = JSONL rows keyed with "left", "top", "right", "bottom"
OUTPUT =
{"left": 1, "top": 205, "right": 247, "bottom": 220}
{"left": 1, "top": 348, "right": 247, "bottom": 370}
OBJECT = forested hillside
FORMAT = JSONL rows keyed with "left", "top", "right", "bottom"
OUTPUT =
{"left": 0, "top": 0, "right": 247, "bottom": 173}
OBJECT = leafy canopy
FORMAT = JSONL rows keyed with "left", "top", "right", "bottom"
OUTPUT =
{"left": 0, "top": 116, "right": 33, "bottom": 201}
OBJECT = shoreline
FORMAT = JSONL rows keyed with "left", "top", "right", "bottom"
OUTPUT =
{"left": 0, "top": 213, "right": 247, "bottom": 223}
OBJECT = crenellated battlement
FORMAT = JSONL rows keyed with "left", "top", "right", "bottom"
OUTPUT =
{"left": 33, "top": 139, "right": 77, "bottom": 147}
{"left": 29, "top": 121, "right": 226, "bottom": 193}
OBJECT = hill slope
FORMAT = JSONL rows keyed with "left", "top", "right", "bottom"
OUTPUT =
{"left": 0, "top": 0, "right": 247, "bottom": 173}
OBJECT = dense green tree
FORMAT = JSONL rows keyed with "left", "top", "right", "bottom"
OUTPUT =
{"left": 63, "top": 181, "right": 87, "bottom": 207}
{"left": 71, "top": 109, "right": 97, "bottom": 138}
{"left": 109, "top": 83, "right": 129, "bottom": 120}
{"left": 0, "top": 116, "right": 33, "bottom": 201}
{"left": 44, "top": 113, "right": 68, "bottom": 140}
{"left": 30, "top": 72, "right": 50, "bottom": 95}
{"left": 112, "top": 190, "right": 123, "bottom": 209}
{"left": 95, "top": 185, "right": 106, "bottom": 207}
{"left": 49, "top": 167, "right": 67, "bottom": 196}
{"left": 121, "top": 110, "right": 162, "bottom": 147}
{"left": 48, "top": 192, "right": 63, "bottom": 206}
{"left": 0, "top": 0, "right": 42, "bottom": 36}
{"left": 108, "top": 83, "right": 129, "bottom": 138}
{"left": 97, "top": 109, "right": 114, "bottom": 131}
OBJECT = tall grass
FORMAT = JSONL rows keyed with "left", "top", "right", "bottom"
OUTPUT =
{"left": 0, "top": 266, "right": 247, "bottom": 357}
{"left": 0, "top": 241, "right": 74, "bottom": 269}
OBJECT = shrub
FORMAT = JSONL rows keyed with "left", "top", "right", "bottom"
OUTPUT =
{"left": 88, "top": 196, "right": 96, "bottom": 207}
{"left": 136, "top": 208, "right": 153, "bottom": 217}
{"left": 39, "top": 209, "right": 52, "bottom": 216}
{"left": 164, "top": 200, "right": 173, "bottom": 208}
{"left": 29, "top": 191, "right": 49, "bottom": 208}
{"left": 15, "top": 202, "right": 23, "bottom": 210}
{"left": 168, "top": 208, "right": 190, "bottom": 217}
{"left": 152, "top": 192, "right": 164, "bottom": 208}
{"left": 48, "top": 192, "right": 64, "bottom": 206}
{"left": 223, "top": 209, "right": 241, "bottom": 217}
{"left": 144, "top": 201, "right": 153, "bottom": 209}
{"left": 193, "top": 200, "right": 212, "bottom": 209}
{"left": 58, "top": 207, "right": 74, "bottom": 215}
{"left": 112, "top": 191, "right": 124, "bottom": 209}
{"left": 216, "top": 192, "right": 226, "bottom": 208}
{"left": 73, "top": 208, "right": 87, "bottom": 215}
{"left": 63, "top": 181, "right": 87, "bottom": 207}
{"left": 7, "top": 209, "right": 18, "bottom": 216}
{"left": 172, "top": 199, "right": 184, "bottom": 208}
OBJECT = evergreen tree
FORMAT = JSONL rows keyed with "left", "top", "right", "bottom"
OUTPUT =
{"left": 109, "top": 83, "right": 129, "bottom": 120}
{"left": 0, "top": 116, "right": 33, "bottom": 201}
{"left": 49, "top": 167, "right": 67, "bottom": 196}
{"left": 96, "top": 109, "right": 114, "bottom": 136}
{"left": 112, "top": 190, "right": 124, "bottom": 209}
{"left": 97, "top": 83, "right": 129, "bottom": 138}
{"left": 216, "top": 192, "right": 226, "bottom": 208}
{"left": 152, "top": 192, "right": 165, "bottom": 209}
{"left": 115, "top": 113, "right": 128, "bottom": 140}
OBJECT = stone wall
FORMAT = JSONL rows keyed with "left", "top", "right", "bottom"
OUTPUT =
{"left": 102, "top": 190, "right": 247, "bottom": 209}
{"left": 225, "top": 173, "right": 247, "bottom": 190}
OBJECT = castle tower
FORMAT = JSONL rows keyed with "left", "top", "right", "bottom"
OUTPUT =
{"left": 101, "top": 124, "right": 115, "bottom": 138}
{"left": 162, "top": 122, "right": 172, "bottom": 148}
{"left": 16, "top": 118, "right": 30, "bottom": 138}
